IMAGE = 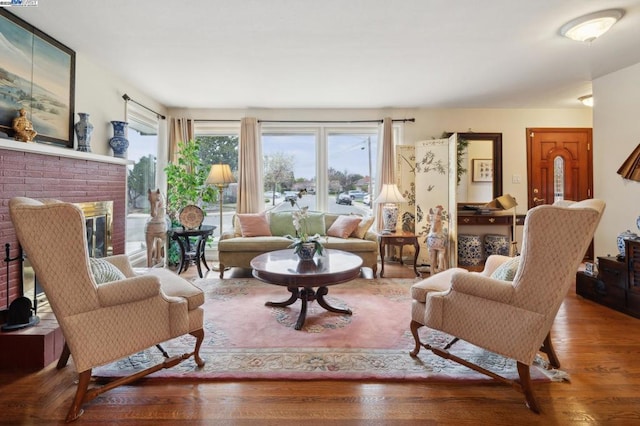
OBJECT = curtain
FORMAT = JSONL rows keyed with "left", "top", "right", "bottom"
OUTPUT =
{"left": 168, "top": 117, "right": 194, "bottom": 163}
{"left": 237, "top": 117, "right": 263, "bottom": 213}
{"left": 376, "top": 117, "right": 395, "bottom": 230}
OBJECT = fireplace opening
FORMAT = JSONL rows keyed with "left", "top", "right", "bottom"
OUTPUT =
{"left": 21, "top": 201, "right": 114, "bottom": 314}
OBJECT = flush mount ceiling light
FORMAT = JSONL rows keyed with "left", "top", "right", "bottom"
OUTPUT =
{"left": 579, "top": 95, "right": 594, "bottom": 107}
{"left": 560, "top": 9, "right": 624, "bottom": 42}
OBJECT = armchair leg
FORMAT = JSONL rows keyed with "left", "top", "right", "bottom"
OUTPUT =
{"left": 409, "top": 320, "right": 424, "bottom": 356}
{"left": 57, "top": 342, "right": 71, "bottom": 369}
{"left": 517, "top": 362, "right": 541, "bottom": 414}
{"left": 540, "top": 332, "right": 561, "bottom": 369}
{"left": 190, "top": 328, "right": 205, "bottom": 367}
{"left": 66, "top": 369, "right": 91, "bottom": 422}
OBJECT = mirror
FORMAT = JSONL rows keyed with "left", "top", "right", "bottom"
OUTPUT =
{"left": 449, "top": 132, "right": 502, "bottom": 204}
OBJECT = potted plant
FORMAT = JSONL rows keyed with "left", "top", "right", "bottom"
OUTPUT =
{"left": 164, "top": 139, "right": 218, "bottom": 266}
{"left": 284, "top": 189, "right": 325, "bottom": 260}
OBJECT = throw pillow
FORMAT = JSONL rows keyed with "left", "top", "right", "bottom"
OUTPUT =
{"left": 327, "top": 215, "right": 362, "bottom": 239}
{"left": 490, "top": 256, "right": 521, "bottom": 281}
{"left": 89, "top": 257, "right": 126, "bottom": 284}
{"left": 305, "top": 211, "right": 325, "bottom": 236}
{"left": 237, "top": 212, "right": 272, "bottom": 237}
{"left": 350, "top": 215, "right": 375, "bottom": 239}
{"left": 269, "top": 211, "right": 297, "bottom": 236}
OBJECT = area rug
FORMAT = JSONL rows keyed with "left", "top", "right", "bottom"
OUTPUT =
{"left": 93, "top": 277, "right": 568, "bottom": 382}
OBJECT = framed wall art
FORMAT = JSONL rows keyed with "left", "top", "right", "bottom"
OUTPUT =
{"left": 0, "top": 9, "right": 75, "bottom": 147}
{"left": 472, "top": 158, "right": 493, "bottom": 182}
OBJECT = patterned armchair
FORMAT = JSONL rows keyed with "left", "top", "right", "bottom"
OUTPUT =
{"left": 9, "top": 197, "right": 205, "bottom": 422}
{"left": 409, "top": 199, "right": 605, "bottom": 413}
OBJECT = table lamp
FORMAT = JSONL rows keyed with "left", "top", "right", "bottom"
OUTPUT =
{"left": 374, "top": 184, "right": 407, "bottom": 234}
{"left": 206, "top": 164, "right": 236, "bottom": 237}
{"left": 496, "top": 194, "right": 518, "bottom": 256}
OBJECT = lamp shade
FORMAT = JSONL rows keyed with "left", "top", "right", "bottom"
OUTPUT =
{"left": 496, "top": 194, "right": 518, "bottom": 210}
{"left": 206, "top": 164, "right": 235, "bottom": 186}
{"left": 374, "top": 184, "right": 406, "bottom": 204}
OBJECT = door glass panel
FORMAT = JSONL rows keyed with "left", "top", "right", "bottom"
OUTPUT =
{"left": 554, "top": 156, "right": 565, "bottom": 202}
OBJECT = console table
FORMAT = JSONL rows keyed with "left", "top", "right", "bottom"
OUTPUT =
{"left": 576, "top": 239, "right": 640, "bottom": 318}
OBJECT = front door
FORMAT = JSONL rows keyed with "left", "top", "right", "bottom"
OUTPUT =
{"left": 526, "top": 127, "right": 594, "bottom": 259}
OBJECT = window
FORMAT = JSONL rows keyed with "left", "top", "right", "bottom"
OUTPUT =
{"left": 125, "top": 104, "right": 160, "bottom": 255}
{"left": 194, "top": 123, "right": 240, "bottom": 238}
{"left": 262, "top": 124, "right": 386, "bottom": 216}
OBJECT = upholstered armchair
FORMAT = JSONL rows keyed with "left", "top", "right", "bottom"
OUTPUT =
{"left": 410, "top": 199, "right": 605, "bottom": 412}
{"left": 9, "top": 197, "right": 205, "bottom": 422}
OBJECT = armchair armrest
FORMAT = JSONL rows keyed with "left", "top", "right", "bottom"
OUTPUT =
{"left": 450, "top": 272, "right": 515, "bottom": 304}
{"left": 97, "top": 275, "right": 161, "bottom": 307}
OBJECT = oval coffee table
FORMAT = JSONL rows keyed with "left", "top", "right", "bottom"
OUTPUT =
{"left": 250, "top": 249, "right": 363, "bottom": 330}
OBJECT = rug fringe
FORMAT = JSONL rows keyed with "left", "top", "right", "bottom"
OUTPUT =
{"left": 533, "top": 354, "right": 570, "bottom": 382}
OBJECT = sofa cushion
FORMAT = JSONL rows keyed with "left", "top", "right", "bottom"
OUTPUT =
{"left": 305, "top": 211, "right": 326, "bottom": 236}
{"left": 219, "top": 236, "right": 292, "bottom": 252}
{"left": 269, "top": 211, "right": 297, "bottom": 236}
{"left": 237, "top": 212, "right": 272, "bottom": 237}
{"left": 327, "top": 215, "right": 362, "bottom": 239}
{"left": 351, "top": 215, "right": 375, "bottom": 239}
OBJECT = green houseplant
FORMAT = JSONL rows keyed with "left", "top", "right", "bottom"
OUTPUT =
{"left": 284, "top": 189, "right": 325, "bottom": 260}
{"left": 164, "top": 139, "right": 218, "bottom": 265}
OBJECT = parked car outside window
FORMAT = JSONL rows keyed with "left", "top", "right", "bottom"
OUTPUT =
{"left": 336, "top": 192, "right": 353, "bottom": 205}
{"left": 348, "top": 190, "right": 366, "bottom": 200}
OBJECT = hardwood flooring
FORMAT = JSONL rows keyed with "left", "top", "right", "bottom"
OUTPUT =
{"left": 1, "top": 261, "right": 639, "bottom": 425}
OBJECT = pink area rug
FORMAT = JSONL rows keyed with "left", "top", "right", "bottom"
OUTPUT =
{"left": 93, "top": 277, "right": 567, "bottom": 382}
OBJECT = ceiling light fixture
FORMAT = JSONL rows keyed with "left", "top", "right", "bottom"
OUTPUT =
{"left": 579, "top": 95, "right": 594, "bottom": 107}
{"left": 560, "top": 9, "right": 624, "bottom": 42}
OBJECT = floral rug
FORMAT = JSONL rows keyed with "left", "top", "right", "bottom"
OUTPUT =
{"left": 93, "top": 277, "right": 568, "bottom": 382}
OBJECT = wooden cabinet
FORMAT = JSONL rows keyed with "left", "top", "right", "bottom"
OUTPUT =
{"left": 576, "top": 239, "right": 640, "bottom": 318}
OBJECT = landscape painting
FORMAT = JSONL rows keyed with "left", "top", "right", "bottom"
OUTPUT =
{"left": 0, "top": 10, "right": 75, "bottom": 147}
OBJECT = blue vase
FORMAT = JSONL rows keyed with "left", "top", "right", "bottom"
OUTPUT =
{"left": 109, "top": 121, "right": 129, "bottom": 158}
{"left": 297, "top": 242, "right": 317, "bottom": 261}
{"left": 74, "top": 113, "right": 93, "bottom": 152}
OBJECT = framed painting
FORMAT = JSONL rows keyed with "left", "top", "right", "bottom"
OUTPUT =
{"left": 472, "top": 158, "right": 493, "bottom": 182}
{"left": 0, "top": 9, "right": 75, "bottom": 147}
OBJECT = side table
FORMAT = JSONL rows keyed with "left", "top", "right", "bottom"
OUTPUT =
{"left": 378, "top": 231, "right": 421, "bottom": 278}
{"left": 169, "top": 225, "right": 215, "bottom": 278}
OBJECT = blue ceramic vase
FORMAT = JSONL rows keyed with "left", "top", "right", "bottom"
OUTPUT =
{"left": 297, "top": 242, "right": 317, "bottom": 261}
{"left": 74, "top": 113, "right": 93, "bottom": 152}
{"left": 109, "top": 121, "right": 129, "bottom": 158}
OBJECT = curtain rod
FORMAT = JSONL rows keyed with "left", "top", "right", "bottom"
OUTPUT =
{"left": 122, "top": 94, "right": 166, "bottom": 120}
{"left": 194, "top": 118, "right": 415, "bottom": 124}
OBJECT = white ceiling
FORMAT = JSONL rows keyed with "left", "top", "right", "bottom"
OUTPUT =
{"left": 9, "top": 0, "right": 640, "bottom": 109}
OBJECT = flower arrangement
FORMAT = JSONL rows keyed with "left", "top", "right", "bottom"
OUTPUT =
{"left": 285, "top": 189, "right": 325, "bottom": 259}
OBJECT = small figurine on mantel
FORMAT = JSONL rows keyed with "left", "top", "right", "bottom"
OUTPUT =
{"left": 12, "top": 108, "right": 37, "bottom": 142}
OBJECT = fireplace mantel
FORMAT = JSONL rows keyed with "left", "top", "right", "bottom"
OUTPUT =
{"left": 0, "top": 137, "right": 131, "bottom": 165}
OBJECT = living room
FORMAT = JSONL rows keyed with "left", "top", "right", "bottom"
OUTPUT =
{"left": 1, "top": 1, "right": 640, "bottom": 424}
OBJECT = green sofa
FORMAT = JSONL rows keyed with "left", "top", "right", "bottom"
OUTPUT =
{"left": 218, "top": 211, "right": 379, "bottom": 278}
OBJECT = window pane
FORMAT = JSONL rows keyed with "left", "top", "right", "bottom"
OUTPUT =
{"left": 327, "top": 132, "right": 377, "bottom": 216}
{"left": 126, "top": 126, "right": 158, "bottom": 255}
{"left": 262, "top": 132, "right": 317, "bottom": 212}
{"left": 196, "top": 135, "right": 239, "bottom": 237}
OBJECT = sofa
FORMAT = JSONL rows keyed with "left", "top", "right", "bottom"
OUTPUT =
{"left": 218, "top": 210, "right": 379, "bottom": 278}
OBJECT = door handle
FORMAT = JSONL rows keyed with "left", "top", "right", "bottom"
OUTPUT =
{"left": 533, "top": 197, "right": 545, "bottom": 205}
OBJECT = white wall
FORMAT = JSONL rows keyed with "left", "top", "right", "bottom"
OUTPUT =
{"left": 593, "top": 62, "right": 640, "bottom": 257}
{"left": 74, "top": 55, "right": 167, "bottom": 156}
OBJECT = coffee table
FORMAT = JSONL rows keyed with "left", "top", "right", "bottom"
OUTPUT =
{"left": 250, "top": 249, "right": 363, "bottom": 330}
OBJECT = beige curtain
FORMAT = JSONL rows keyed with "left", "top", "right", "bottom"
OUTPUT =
{"left": 237, "top": 117, "right": 263, "bottom": 213}
{"left": 376, "top": 117, "right": 395, "bottom": 230}
{"left": 168, "top": 117, "right": 194, "bottom": 163}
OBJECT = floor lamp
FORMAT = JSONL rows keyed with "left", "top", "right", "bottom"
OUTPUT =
{"left": 206, "top": 164, "right": 236, "bottom": 269}
{"left": 496, "top": 194, "right": 518, "bottom": 256}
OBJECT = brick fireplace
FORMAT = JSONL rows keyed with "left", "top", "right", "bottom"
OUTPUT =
{"left": 0, "top": 140, "right": 128, "bottom": 368}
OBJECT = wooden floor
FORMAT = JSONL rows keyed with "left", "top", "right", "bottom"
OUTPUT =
{"left": 1, "top": 261, "right": 640, "bottom": 425}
